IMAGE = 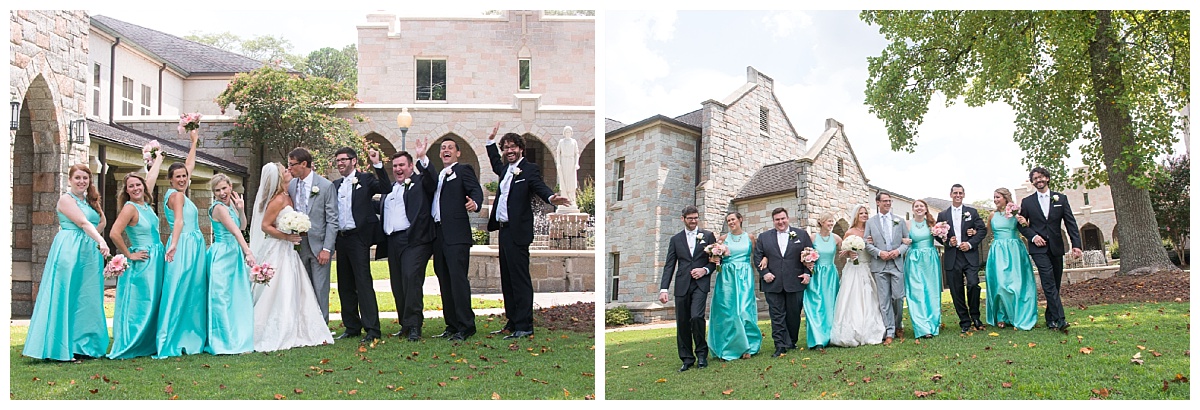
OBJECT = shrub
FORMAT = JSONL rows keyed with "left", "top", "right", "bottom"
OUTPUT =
{"left": 484, "top": 181, "right": 499, "bottom": 194}
{"left": 577, "top": 177, "right": 595, "bottom": 215}
{"left": 1107, "top": 241, "right": 1120, "bottom": 260}
{"left": 605, "top": 306, "right": 634, "bottom": 326}
{"left": 471, "top": 228, "right": 490, "bottom": 245}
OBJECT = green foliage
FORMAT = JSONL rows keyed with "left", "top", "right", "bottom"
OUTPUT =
{"left": 184, "top": 30, "right": 239, "bottom": 50}
{"left": 604, "top": 306, "right": 633, "bottom": 326}
{"left": 304, "top": 44, "right": 358, "bottom": 88}
{"left": 1149, "top": 154, "right": 1189, "bottom": 265}
{"left": 472, "top": 228, "right": 490, "bottom": 245}
{"left": 484, "top": 181, "right": 500, "bottom": 193}
{"left": 216, "top": 65, "right": 363, "bottom": 172}
{"left": 970, "top": 199, "right": 993, "bottom": 221}
{"left": 185, "top": 32, "right": 305, "bottom": 69}
{"left": 577, "top": 177, "right": 595, "bottom": 215}
{"left": 1107, "top": 241, "right": 1120, "bottom": 260}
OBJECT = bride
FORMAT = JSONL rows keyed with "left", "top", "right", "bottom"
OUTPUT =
{"left": 829, "top": 203, "right": 886, "bottom": 347}
{"left": 249, "top": 162, "right": 334, "bottom": 352}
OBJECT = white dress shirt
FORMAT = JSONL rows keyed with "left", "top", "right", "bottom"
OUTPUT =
{"left": 296, "top": 171, "right": 315, "bottom": 214}
{"left": 382, "top": 182, "right": 409, "bottom": 234}
{"left": 1038, "top": 191, "right": 1051, "bottom": 218}
{"left": 496, "top": 157, "right": 524, "bottom": 223}
{"left": 337, "top": 173, "right": 356, "bottom": 231}
{"left": 432, "top": 162, "right": 456, "bottom": 223}
{"left": 776, "top": 229, "right": 789, "bottom": 257}
{"left": 952, "top": 206, "right": 963, "bottom": 241}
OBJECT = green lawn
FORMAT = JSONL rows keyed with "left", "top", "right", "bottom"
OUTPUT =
{"left": 10, "top": 315, "right": 596, "bottom": 400}
{"left": 329, "top": 260, "right": 435, "bottom": 282}
{"left": 606, "top": 301, "right": 1190, "bottom": 400}
{"left": 329, "top": 289, "right": 504, "bottom": 313}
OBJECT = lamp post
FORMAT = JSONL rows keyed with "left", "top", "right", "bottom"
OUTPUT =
{"left": 396, "top": 107, "right": 413, "bottom": 152}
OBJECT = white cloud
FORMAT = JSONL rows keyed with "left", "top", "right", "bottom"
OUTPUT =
{"left": 760, "top": 10, "right": 813, "bottom": 38}
{"left": 604, "top": 11, "right": 680, "bottom": 122}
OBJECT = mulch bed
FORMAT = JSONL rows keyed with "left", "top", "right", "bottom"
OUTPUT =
{"left": 535, "top": 301, "right": 595, "bottom": 334}
{"left": 1059, "top": 269, "right": 1190, "bottom": 306}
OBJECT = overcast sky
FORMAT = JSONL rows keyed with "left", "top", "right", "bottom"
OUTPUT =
{"left": 604, "top": 9, "right": 1190, "bottom": 205}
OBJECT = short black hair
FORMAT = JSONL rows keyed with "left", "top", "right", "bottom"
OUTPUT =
{"left": 335, "top": 147, "right": 358, "bottom": 159}
{"left": 440, "top": 137, "right": 459, "bottom": 151}
{"left": 289, "top": 147, "right": 313, "bottom": 168}
{"left": 950, "top": 183, "right": 964, "bottom": 193}
{"left": 1029, "top": 166, "right": 1051, "bottom": 182}
{"left": 771, "top": 207, "right": 788, "bottom": 217}
{"left": 681, "top": 205, "right": 699, "bottom": 217}
{"left": 390, "top": 151, "right": 413, "bottom": 164}
{"left": 875, "top": 191, "right": 891, "bottom": 201}
{"left": 499, "top": 132, "right": 525, "bottom": 151}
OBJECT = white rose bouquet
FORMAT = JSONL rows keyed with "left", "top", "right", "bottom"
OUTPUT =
{"left": 279, "top": 209, "right": 312, "bottom": 251}
{"left": 842, "top": 235, "right": 866, "bottom": 265}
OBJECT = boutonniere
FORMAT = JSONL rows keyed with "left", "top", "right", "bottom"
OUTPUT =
{"left": 309, "top": 186, "right": 320, "bottom": 198}
{"left": 697, "top": 236, "right": 705, "bottom": 245}
{"left": 345, "top": 175, "right": 359, "bottom": 188}
{"left": 512, "top": 167, "right": 522, "bottom": 176}
{"left": 892, "top": 218, "right": 900, "bottom": 226}
{"left": 963, "top": 213, "right": 972, "bottom": 221}
{"left": 788, "top": 231, "right": 797, "bottom": 239}
{"left": 402, "top": 178, "right": 413, "bottom": 189}
{"left": 1051, "top": 194, "right": 1059, "bottom": 202}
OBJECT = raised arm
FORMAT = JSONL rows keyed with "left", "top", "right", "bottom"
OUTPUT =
{"left": 184, "top": 129, "right": 198, "bottom": 180}
{"left": 145, "top": 152, "right": 166, "bottom": 194}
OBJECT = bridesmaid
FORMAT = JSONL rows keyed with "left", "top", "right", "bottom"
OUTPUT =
{"left": 22, "top": 164, "right": 110, "bottom": 361}
{"left": 804, "top": 212, "right": 840, "bottom": 350}
{"left": 155, "top": 129, "right": 209, "bottom": 358}
{"left": 107, "top": 154, "right": 167, "bottom": 359}
{"left": 707, "top": 212, "right": 762, "bottom": 361}
{"left": 985, "top": 188, "right": 1038, "bottom": 330}
{"left": 203, "top": 173, "right": 256, "bottom": 355}
{"left": 904, "top": 199, "right": 942, "bottom": 338}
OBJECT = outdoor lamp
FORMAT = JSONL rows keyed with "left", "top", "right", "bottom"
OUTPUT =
{"left": 10, "top": 100, "right": 19, "bottom": 130}
{"left": 396, "top": 107, "right": 412, "bottom": 151}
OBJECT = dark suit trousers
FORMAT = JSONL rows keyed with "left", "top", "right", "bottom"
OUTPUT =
{"left": 944, "top": 257, "right": 981, "bottom": 327}
{"left": 386, "top": 232, "right": 433, "bottom": 329}
{"left": 335, "top": 231, "right": 380, "bottom": 337}
{"left": 674, "top": 284, "right": 709, "bottom": 365}
{"left": 1031, "top": 252, "right": 1066, "bottom": 325}
{"left": 432, "top": 233, "right": 475, "bottom": 334}
{"left": 498, "top": 227, "right": 535, "bottom": 332}
{"left": 764, "top": 290, "right": 802, "bottom": 349}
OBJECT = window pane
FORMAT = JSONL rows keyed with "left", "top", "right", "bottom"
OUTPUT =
{"left": 431, "top": 60, "right": 446, "bottom": 100}
{"left": 416, "top": 59, "right": 447, "bottom": 101}
{"left": 519, "top": 59, "right": 531, "bottom": 90}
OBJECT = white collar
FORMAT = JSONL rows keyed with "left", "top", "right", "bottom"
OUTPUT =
{"left": 686, "top": 229, "right": 697, "bottom": 236}
{"left": 1038, "top": 191, "right": 1050, "bottom": 197}
{"left": 777, "top": 228, "right": 790, "bottom": 234}
{"left": 300, "top": 170, "right": 315, "bottom": 186}
{"left": 507, "top": 157, "right": 524, "bottom": 170}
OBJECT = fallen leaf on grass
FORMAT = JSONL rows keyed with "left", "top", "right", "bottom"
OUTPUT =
{"left": 722, "top": 389, "right": 733, "bottom": 395}
{"left": 1137, "top": 345, "right": 1146, "bottom": 350}
{"left": 437, "top": 382, "right": 447, "bottom": 387}
{"left": 515, "top": 369, "right": 524, "bottom": 377}
{"left": 1175, "top": 374, "right": 1188, "bottom": 382}
{"left": 274, "top": 394, "right": 286, "bottom": 400}
{"left": 913, "top": 389, "right": 936, "bottom": 398}
{"left": 862, "top": 377, "right": 872, "bottom": 383}
{"left": 1081, "top": 347, "right": 1094, "bottom": 354}
{"left": 165, "top": 385, "right": 174, "bottom": 394}
{"left": 492, "top": 392, "right": 501, "bottom": 400}
{"left": 1162, "top": 381, "right": 1170, "bottom": 391}
{"left": 1028, "top": 343, "right": 1037, "bottom": 348}
{"left": 656, "top": 378, "right": 667, "bottom": 383}
{"left": 1151, "top": 351, "right": 1162, "bottom": 357}
{"left": 931, "top": 374, "right": 943, "bottom": 382}
{"left": 349, "top": 390, "right": 357, "bottom": 395}
{"left": 89, "top": 389, "right": 98, "bottom": 394}
{"left": 988, "top": 332, "right": 1000, "bottom": 337}
{"left": 774, "top": 393, "right": 781, "bottom": 399}
{"left": 1131, "top": 352, "right": 1144, "bottom": 365}
{"left": 293, "top": 389, "right": 303, "bottom": 394}
{"left": 1092, "top": 388, "right": 1109, "bottom": 398}
{"left": 320, "top": 359, "right": 330, "bottom": 364}
{"left": 1002, "top": 382, "right": 1012, "bottom": 388}
{"left": 219, "top": 384, "right": 226, "bottom": 389}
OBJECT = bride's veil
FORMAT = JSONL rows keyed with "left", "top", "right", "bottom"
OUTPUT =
{"left": 250, "top": 162, "right": 281, "bottom": 260}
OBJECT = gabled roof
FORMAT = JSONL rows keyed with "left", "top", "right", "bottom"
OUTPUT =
{"left": 88, "top": 120, "right": 248, "bottom": 176}
{"left": 733, "top": 160, "right": 798, "bottom": 202}
{"left": 867, "top": 184, "right": 915, "bottom": 202}
{"left": 604, "top": 118, "right": 627, "bottom": 134}
{"left": 799, "top": 119, "right": 868, "bottom": 184}
{"left": 91, "top": 15, "right": 264, "bottom": 76}
{"left": 673, "top": 109, "right": 703, "bottom": 128}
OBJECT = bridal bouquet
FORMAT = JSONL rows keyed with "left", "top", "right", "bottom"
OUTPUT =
{"left": 103, "top": 254, "right": 129, "bottom": 279}
{"left": 931, "top": 221, "right": 950, "bottom": 241}
{"left": 704, "top": 242, "right": 729, "bottom": 272}
{"left": 1005, "top": 202, "right": 1020, "bottom": 218}
{"left": 142, "top": 140, "right": 161, "bottom": 168}
{"left": 279, "top": 210, "right": 312, "bottom": 251}
{"left": 250, "top": 262, "right": 276, "bottom": 285}
{"left": 178, "top": 112, "right": 202, "bottom": 133}
{"left": 842, "top": 235, "right": 866, "bottom": 265}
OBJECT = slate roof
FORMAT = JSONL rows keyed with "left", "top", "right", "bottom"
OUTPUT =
{"left": 673, "top": 109, "right": 703, "bottom": 128}
{"left": 92, "top": 15, "right": 264, "bottom": 75}
{"left": 733, "top": 160, "right": 798, "bottom": 202}
{"left": 604, "top": 114, "right": 701, "bottom": 138}
{"left": 868, "top": 184, "right": 915, "bottom": 202}
{"left": 88, "top": 119, "right": 248, "bottom": 176}
{"left": 604, "top": 118, "right": 627, "bottom": 134}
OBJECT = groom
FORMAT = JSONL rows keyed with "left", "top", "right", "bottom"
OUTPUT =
{"left": 287, "top": 148, "right": 338, "bottom": 322}
{"left": 1018, "top": 167, "right": 1082, "bottom": 332}
{"left": 864, "top": 192, "right": 909, "bottom": 344}
{"left": 752, "top": 207, "right": 813, "bottom": 358}
{"left": 332, "top": 147, "right": 392, "bottom": 344}
{"left": 935, "top": 184, "right": 987, "bottom": 333}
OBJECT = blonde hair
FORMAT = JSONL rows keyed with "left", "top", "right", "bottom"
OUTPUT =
{"left": 994, "top": 187, "right": 1014, "bottom": 208}
{"left": 816, "top": 212, "right": 835, "bottom": 228}
{"left": 209, "top": 173, "right": 232, "bottom": 192}
{"left": 272, "top": 163, "right": 288, "bottom": 199}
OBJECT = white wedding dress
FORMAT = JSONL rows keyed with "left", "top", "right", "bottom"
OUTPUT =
{"left": 251, "top": 206, "right": 334, "bottom": 352}
{"left": 829, "top": 248, "right": 886, "bottom": 347}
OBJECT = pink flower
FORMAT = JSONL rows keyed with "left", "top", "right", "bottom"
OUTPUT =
{"left": 179, "top": 112, "right": 203, "bottom": 133}
{"left": 251, "top": 262, "right": 276, "bottom": 285}
{"left": 1005, "top": 202, "right": 1020, "bottom": 218}
{"left": 801, "top": 247, "right": 819, "bottom": 264}
{"left": 104, "top": 254, "right": 129, "bottom": 279}
{"left": 932, "top": 221, "right": 950, "bottom": 240}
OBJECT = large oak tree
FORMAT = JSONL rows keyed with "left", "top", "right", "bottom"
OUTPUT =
{"left": 862, "top": 10, "right": 1188, "bottom": 273}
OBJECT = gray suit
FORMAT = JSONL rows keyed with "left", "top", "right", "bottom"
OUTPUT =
{"left": 864, "top": 212, "right": 909, "bottom": 338}
{"left": 289, "top": 172, "right": 338, "bottom": 322}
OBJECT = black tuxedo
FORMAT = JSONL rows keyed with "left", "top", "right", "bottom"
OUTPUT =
{"left": 376, "top": 161, "right": 436, "bottom": 330}
{"left": 660, "top": 228, "right": 717, "bottom": 365}
{"left": 486, "top": 145, "right": 556, "bottom": 334}
{"left": 428, "top": 161, "right": 484, "bottom": 336}
{"left": 1018, "top": 191, "right": 1082, "bottom": 327}
{"left": 935, "top": 205, "right": 987, "bottom": 329}
{"left": 332, "top": 166, "right": 392, "bottom": 339}
{"left": 752, "top": 227, "right": 814, "bottom": 350}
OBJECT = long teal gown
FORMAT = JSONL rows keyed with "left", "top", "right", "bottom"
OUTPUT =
{"left": 904, "top": 221, "right": 942, "bottom": 338}
{"left": 803, "top": 233, "right": 839, "bottom": 348}
{"left": 985, "top": 214, "right": 1038, "bottom": 330}
{"left": 706, "top": 232, "right": 762, "bottom": 360}
{"left": 22, "top": 193, "right": 108, "bottom": 361}
{"left": 154, "top": 188, "right": 209, "bottom": 358}
{"left": 107, "top": 202, "right": 165, "bottom": 359}
{"left": 203, "top": 202, "right": 254, "bottom": 354}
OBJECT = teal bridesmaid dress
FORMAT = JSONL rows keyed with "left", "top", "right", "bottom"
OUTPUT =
{"left": 803, "top": 233, "right": 839, "bottom": 348}
{"left": 22, "top": 193, "right": 108, "bottom": 361}
{"left": 985, "top": 214, "right": 1038, "bottom": 330}
{"left": 107, "top": 202, "right": 165, "bottom": 359}
{"left": 204, "top": 202, "right": 254, "bottom": 354}
{"left": 154, "top": 188, "right": 209, "bottom": 358}
{"left": 706, "top": 232, "right": 762, "bottom": 360}
{"left": 904, "top": 221, "right": 942, "bottom": 338}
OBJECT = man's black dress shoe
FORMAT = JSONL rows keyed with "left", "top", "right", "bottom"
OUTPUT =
{"left": 431, "top": 330, "right": 453, "bottom": 338}
{"left": 961, "top": 326, "right": 971, "bottom": 333}
{"left": 1058, "top": 322, "right": 1070, "bottom": 331}
{"left": 697, "top": 358, "right": 708, "bottom": 369}
{"left": 503, "top": 330, "right": 534, "bottom": 340}
{"left": 448, "top": 332, "right": 468, "bottom": 341}
{"left": 406, "top": 327, "right": 421, "bottom": 341}
{"left": 973, "top": 320, "right": 986, "bottom": 330}
{"left": 360, "top": 335, "right": 380, "bottom": 344}
{"left": 772, "top": 347, "right": 787, "bottom": 358}
{"left": 489, "top": 327, "right": 513, "bottom": 335}
{"left": 678, "top": 363, "right": 692, "bottom": 372}
{"left": 335, "top": 332, "right": 362, "bottom": 340}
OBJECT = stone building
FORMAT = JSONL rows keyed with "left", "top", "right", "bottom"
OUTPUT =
{"left": 605, "top": 66, "right": 894, "bottom": 320}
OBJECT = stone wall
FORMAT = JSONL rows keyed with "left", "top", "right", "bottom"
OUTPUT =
{"left": 1016, "top": 180, "right": 1117, "bottom": 253}
{"left": 467, "top": 247, "right": 594, "bottom": 293}
{"left": 798, "top": 124, "right": 872, "bottom": 231}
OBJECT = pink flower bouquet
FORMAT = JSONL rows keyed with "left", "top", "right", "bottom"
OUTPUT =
{"left": 801, "top": 247, "right": 819, "bottom": 264}
{"left": 1005, "top": 202, "right": 1020, "bottom": 218}
{"left": 704, "top": 242, "right": 729, "bottom": 272}
{"left": 250, "top": 262, "right": 276, "bottom": 285}
{"left": 178, "top": 112, "right": 202, "bottom": 133}
{"left": 142, "top": 140, "right": 162, "bottom": 168}
{"left": 932, "top": 221, "right": 950, "bottom": 240}
{"left": 103, "top": 254, "right": 129, "bottom": 279}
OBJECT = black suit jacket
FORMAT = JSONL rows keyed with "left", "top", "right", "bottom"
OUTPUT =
{"left": 486, "top": 145, "right": 556, "bottom": 246}
{"left": 332, "top": 166, "right": 392, "bottom": 244}
{"left": 752, "top": 227, "right": 814, "bottom": 293}
{"left": 660, "top": 229, "right": 718, "bottom": 297}
{"left": 1018, "top": 191, "right": 1082, "bottom": 256}
{"left": 935, "top": 205, "right": 987, "bottom": 271}
{"left": 428, "top": 161, "right": 484, "bottom": 246}
{"left": 374, "top": 161, "right": 437, "bottom": 259}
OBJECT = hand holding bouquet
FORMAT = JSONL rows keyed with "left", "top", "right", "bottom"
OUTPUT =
{"left": 142, "top": 140, "right": 162, "bottom": 169}
{"left": 250, "top": 262, "right": 276, "bottom": 285}
{"left": 841, "top": 235, "right": 866, "bottom": 265}
{"left": 1005, "top": 202, "right": 1020, "bottom": 218}
{"left": 931, "top": 221, "right": 950, "bottom": 241}
{"left": 103, "top": 254, "right": 129, "bottom": 279}
{"left": 279, "top": 210, "right": 312, "bottom": 251}
{"left": 178, "top": 112, "right": 202, "bottom": 133}
{"left": 704, "top": 242, "right": 729, "bottom": 272}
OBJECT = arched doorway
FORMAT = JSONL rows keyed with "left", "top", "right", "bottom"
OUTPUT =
{"left": 577, "top": 138, "right": 595, "bottom": 193}
{"left": 521, "top": 133, "right": 558, "bottom": 191}
{"left": 1080, "top": 223, "right": 1104, "bottom": 251}
{"left": 833, "top": 218, "right": 849, "bottom": 238}
{"left": 422, "top": 133, "right": 481, "bottom": 178}
{"left": 364, "top": 132, "right": 396, "bottom": 160}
